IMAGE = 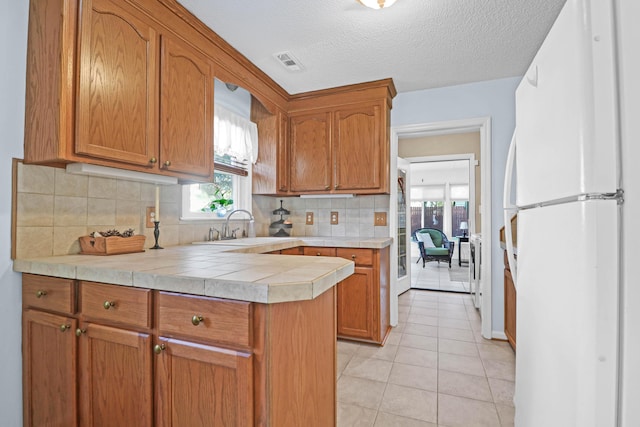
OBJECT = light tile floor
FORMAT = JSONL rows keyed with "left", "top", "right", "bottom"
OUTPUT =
{"left": 337, "top": 289, "right": 515, "bottom": 427}
{"left": 410, "top": 242, "right": 470, "bottom": 292}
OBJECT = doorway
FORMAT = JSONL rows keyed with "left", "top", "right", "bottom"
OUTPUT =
{"left": 408, "top": 159, "right": 473, "bottom": 293}
{"left": 389, "top": 117, "right": 492, "bottom": 339}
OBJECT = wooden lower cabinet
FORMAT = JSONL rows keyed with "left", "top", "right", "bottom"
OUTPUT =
{"left": 504, "top": 251, "right": 517, "bottom": 351}
{"left": 337, "top": 266, "right": 375, "bottom": 340}
{"left": 303, "top": 246, "right": 390, "bottom": 345}
{"left": 23, "top": 274, "right": 337, "bottom": 426}
{"left": 78, "top": 322, "right": 154, "bottom": 427}
{"left": 22, "top": 309, "right": 78, "bottom": 427}
{"left": 155, "top": 338, "right": 253, "bottom": 426}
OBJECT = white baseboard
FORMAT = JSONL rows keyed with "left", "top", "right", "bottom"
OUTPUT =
{"left": 492, "top": 330, "right": 508, "bottom": 340}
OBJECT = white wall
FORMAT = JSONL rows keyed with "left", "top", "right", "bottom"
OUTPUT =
{"left": 391, "top": 76, "right": 520, "bottom": 335}
{"left": 0, "top": 0, "right": 29, "bottom": 425}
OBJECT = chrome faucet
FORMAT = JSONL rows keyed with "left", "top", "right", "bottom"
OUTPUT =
{"left": 223, "top": 209, "right": 255, "bottom": 239}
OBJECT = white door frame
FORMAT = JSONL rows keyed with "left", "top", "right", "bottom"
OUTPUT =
{"left": 395, "top": 157, "right": 412, "bottom": 296}
{"left": 390, "top": 117, "right": 493, "bottom": 339}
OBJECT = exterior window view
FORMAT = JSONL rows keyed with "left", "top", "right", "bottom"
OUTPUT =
{"left": 4, "top": 0, "right": 638, "bottom": 426}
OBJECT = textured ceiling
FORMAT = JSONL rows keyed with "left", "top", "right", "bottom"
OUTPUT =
{"left": 177, "top": 0, "right": 566, "bottom": 94}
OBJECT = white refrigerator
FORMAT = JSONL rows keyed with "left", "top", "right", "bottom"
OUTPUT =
{"left": 503, "top": 0, "right": 639, "bottom": 425}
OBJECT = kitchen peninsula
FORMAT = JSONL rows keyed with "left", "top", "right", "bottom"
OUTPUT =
{"left": 16, "top": 237, "right": 391, "bottom": 426}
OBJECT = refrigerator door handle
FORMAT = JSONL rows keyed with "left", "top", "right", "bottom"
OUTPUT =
{"left": 526, "top": 64, "right": 538, "bottom": 87}
{"left": 503, "top": 130, "right": 518, "bottom": 287}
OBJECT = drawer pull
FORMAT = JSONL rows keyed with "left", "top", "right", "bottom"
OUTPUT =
{"left": 149, "top": 157, "right": 157, "bottom": 164}
{"left": 153, "top": 344, "right": 166, "bottom": 354}
{"left": 163, "top": 160, "right": 171, "bottom": 168}
{"left": 75, "top": 328, "right": 86, "bottom": 337}
{"left": 103, "top": 301, "right": 116, "bottom": 310}
{"left": 316, "top": 252, "right": 321, "bottom": 256}
{"left": 191, "top": 315, "right": 204, "bottom": 326}
{"left": 36, "top": 290, "right": 47, "bottom": 298}
{"left": 60, "top": 324, "right": 71, "bottom": 332}
{"left": 351, "top": 255, "right": 356, "bottom": 259}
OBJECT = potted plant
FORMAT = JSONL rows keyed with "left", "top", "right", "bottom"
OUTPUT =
{"left": 202, "top": 187, "right": 233, "bottom": 217}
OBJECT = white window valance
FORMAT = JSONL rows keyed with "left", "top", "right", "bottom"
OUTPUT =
{"left": 214, "top": 104, "right": 259, "bottom": 164}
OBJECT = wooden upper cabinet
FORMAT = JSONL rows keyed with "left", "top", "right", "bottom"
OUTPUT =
{"left": 76, "top": 0, "right": 158, "bottom": 167}
{"left": 251, "top": 100, "right": 289, "bottom": 195}
{"left": 289, "top": 111, "right": 332, "bottom": 192}
{"left": 285, "top": 80, "right": 395, "bottom": 195}
{"left": 159, "top": 35, "right": 213, "bottom": 178}
{"left": 333, "top": 103, "right": 384, "bottom": 192}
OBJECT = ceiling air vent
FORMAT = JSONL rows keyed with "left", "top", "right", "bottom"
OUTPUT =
{"left": 273, "top": 51, "right": 304, "bottom": 72}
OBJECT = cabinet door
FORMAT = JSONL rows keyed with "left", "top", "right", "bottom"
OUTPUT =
{"left": 155, "top": 338, "right": 253, "bottom": 426}
{"left": 337, "top": 266, "right": 375, "bottom": 340}
{"left": 504, "top": 268, "right": 517, "bottom": 350}
{"left": 289, "top": 111, "right": 332, "bottom": 192}
{"left": 23, "top": 310, "right": 78, "bottom": 427}
{"left": 78, "top": 323, "right": 153, "bottom": 427}
{"left": 277, "top": 111, "right": 290, "bottom": 192}
{"left": 76, "top": 0, "right": 158, "bottom": 167}
{"left": 333, "top": 103, "right": 384, "bottom": 192}
{"left": 159, "top": 35, "right": 213, "bottom": 178}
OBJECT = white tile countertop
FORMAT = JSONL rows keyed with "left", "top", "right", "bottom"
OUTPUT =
{"left": 13, "top": 237, "right": 392, "bottom": 304}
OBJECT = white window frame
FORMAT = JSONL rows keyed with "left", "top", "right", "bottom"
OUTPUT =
{"left": 180, "top": 168, "right": 252, "bottom": 221}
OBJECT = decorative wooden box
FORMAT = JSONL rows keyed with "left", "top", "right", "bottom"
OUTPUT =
{"left": 79, "top": 235, "right": 146, "bottom": 255}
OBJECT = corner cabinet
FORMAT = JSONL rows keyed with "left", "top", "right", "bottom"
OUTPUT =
{"left": 25, "top": 0, "right": 214, "bottom": 181}
{"left": 302, "top": 246, "right": 391, "bottom": 345}
{"left": 285, "top": 80, "right": 396, "bottom": 195}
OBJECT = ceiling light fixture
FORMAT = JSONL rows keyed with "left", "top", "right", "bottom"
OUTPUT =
{"left": 357, "top": 0, "right": 397, "bottom": 9}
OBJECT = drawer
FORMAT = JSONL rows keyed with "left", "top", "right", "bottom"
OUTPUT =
{"left": 80, "top": 282, "right": 151, "bottom": 329}
{"left": 336, "top": 248, "right": 374, "bottom": 266}
{"left": 157, "top": 292, "right": 252, "bottom": 348}
{"left": 23, "top": 274, "right": 75, "bottom": 314}
{"left": 303, "top": 246, "right": 336, "bottom": 257}
{"left": 280, "top": 246, "right": 302, "bottom": 255}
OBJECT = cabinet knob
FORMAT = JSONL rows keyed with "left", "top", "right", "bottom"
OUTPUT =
{"left": 149, "top": 157, "right": 157, "bottom": 164}
{"left": 163, "top": 160, "right": 171, "bottom": 168}
{"left": 60, "top": 324, "right": 71, "bottom": 332}
{"left": 36, "top": 290, "right": 47, "bottom": 298}
{"left": 324, "top": 185, "right": 330, "bottom": 190}
{"left": 191, "top": 315, "right": 204, "bottom": 326}
{"left": 351, "top": 254, "right": 356, "bottom": 260}
{"left": 153, "top": 344, "right": 166, "bottom": 354}
{"left": 103, "top": 301, "right": 115, "bottom": 310}
{"left": 335, "top": 184, "right": 340, "bottom": 190}
{"left": 316, "top": 252, "right": 321, "bottom": 256}
{"left": 75, "top": 328, "right": 86, "bottom": 337}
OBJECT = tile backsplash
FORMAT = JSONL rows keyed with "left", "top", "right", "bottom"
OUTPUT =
{"left": 252, "top": 195, "right": 390, "bottom": 238}
{"left": 13, "top": 162, "right": 390, "bottom": 258}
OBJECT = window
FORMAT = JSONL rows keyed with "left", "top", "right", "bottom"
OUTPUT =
{"left": 181, "top": 170, "right": 251, "bottom": 220}
{"left": 181, "top": 103, "right": 256, "bottom": 220}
